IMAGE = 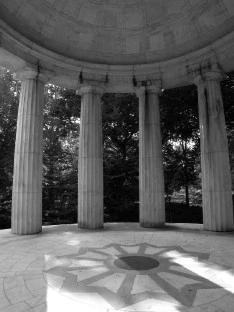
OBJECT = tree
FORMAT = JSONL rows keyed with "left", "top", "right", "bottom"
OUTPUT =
{"left": 221, "top": 72, "right": 234, "bottom": 190}
{"left": 160, "top": 85, "right": 200, "bottom": 207}
{"left": 0, "top": 68, "right": 20, "bottom": 228}
{"left": 102, "top": 93, "right": 139, "bottom": 221}
{"left": 42, "top": 86, "right": 80, "bottom": 223}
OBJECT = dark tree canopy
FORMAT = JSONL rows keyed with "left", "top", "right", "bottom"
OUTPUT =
{"left": 160, "top": 85, "right": 200, "bottom": 206}
{"left": 0, "top": 69, "right": 20, "bottom": 228}
{"left": 222, "top": 72, "right": 234, "bottom": 188}
{"left": 42, "top": 86, "right": 80, "bottom": 223}
{"left": 102, "top": 93, "right": 139, "bottom": 221}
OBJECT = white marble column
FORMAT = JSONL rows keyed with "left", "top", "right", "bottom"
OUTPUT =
{"left": 77, "top": 85, "right": 104, "bottom": 229}
{"left": 137, "top": 84, "right": 165, "bottom": 228}
{"left": 194, "top": 68, "right": 233, "bottom": 231}
{"left": 12, "top": 68, "right": 48, "bottom": 234}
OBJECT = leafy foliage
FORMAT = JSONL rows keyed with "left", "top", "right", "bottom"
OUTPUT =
{"left": 102, "top": 94, "right": 139, "bottom": 221}
{"left": 221, "top": 72, "right": 234, "bottom": 188}
{"left": 160, "top": 85, "right": 201, "bottom": 206}
{"left": 0, "top": 68, "right": 20, "bottom": 228}
{"left": 42, "top": 86, "right": 80, "bottom": 224}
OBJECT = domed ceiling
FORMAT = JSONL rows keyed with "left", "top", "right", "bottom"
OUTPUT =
{"left": 0, "top": 0, "right": 234, "bottom": 65}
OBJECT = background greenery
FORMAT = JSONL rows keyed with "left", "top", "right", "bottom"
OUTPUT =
{"left": 0, "top": 68, "right": 233, "bottom": 229}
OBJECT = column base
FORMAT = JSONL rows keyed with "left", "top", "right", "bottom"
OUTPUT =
{"left": 202, "top": 190, "right": 233, "bottom": 232}
{"left": 140, "top": 222, "right": 165, "bottom": 228}
{"left": 78, "top": 223, "right": 104, "bottom": 230}
{"left": 203, "top": 226, "right": 234, "bottom": 232}
{"left": 11, "top": 228, "right": 42, "bottom": 235}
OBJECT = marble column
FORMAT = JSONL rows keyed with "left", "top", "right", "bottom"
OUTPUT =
{"left": 194, "top": 68, "right": 233, "bottom": 231}
{"left": 77, "top": 85, "right": 104, "bottom": 229}
{"left": 12, "top": 68, "right": 48, "bottom": 234}
{"left": 137, "top": 84, "right": 165, "bottom": 228}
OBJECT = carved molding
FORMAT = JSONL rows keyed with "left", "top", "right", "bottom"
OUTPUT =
{"left": 15, "top": 67, "right": 52, "bottom": 84}
{"left": 188, "top": 62, "right": 226, "bottom": 86}
{"left": 77, "top": 83, "right": 106, "bottom": 96}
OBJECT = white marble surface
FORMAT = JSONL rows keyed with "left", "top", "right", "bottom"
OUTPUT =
{"left": 1, "top": 0, "right": 234, "bottom": 66}
{"left": 78, "top": 85, "right": 104, "bottom": 229}
{"left": 11, "top": 69, "right": 47, "bottom": 235}
{"left": 138, "top": 85, "right": 165, "bottom": 228}
{"left": 0, "top": 223, "right": 233, "bottom": 312}
{"left": 1, "top": 2, "right": 234, "bottom": 93}
{"left": 195, "top": 69, "right": 233, "bottom": 231}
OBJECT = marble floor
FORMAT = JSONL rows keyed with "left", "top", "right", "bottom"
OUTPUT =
{"left": 0, "top": 223, "right": 234, "bottom": 312}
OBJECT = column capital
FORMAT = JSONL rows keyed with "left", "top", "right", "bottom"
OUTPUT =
{"left": 188, "top": 63, "right": 226, "bottom": 86}
{"left": 135, "top": 86, "right": 146, "bottom": 99}
{"left": 147, "top": 81, "right": 162, "bottom": 94}
{"left": 15, "top": 67, "right": 51, "bottom": 84}
{"left": 76, "top": 82, "right": 106, "bottom": 97}
{"left": 135, "top": 80, "right": 162, "bottom": 98}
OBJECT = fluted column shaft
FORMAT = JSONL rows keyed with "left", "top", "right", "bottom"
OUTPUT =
{"left": 138, "top": 85, "right": 165, "bottom": 228}
{"left": 78, "top": 85, "right": 104, "bottom": 229}
{"left": 12, "top": 69, "right": 47, "bottom": 234}
{"left": 194, "top": 70, "right": 233, "bottom": 231}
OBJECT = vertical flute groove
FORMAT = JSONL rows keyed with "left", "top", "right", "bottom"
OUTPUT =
{"left": 139, "top": 89, "right": 165, "bottom": 228}
{"left": 78, "top": 87, "right": 103, "bottom": 229}
{"left": 197, "top": 76, "right": 233, "bottom": 231}
{"left": 12, "top": 72, "right": 45, "bottom": 234}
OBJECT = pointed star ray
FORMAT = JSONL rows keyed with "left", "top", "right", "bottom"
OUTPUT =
{"left": 78, "top": 271, "right": 114, "bottom": 287}
{"left": 138, "top": 242, "right": 147, "bottom": 254}
{"left": 116, "top": 273, "right": 135, "bottom": 297}
{"left": 150, "top": 272, "right": 191, "bottom": 307}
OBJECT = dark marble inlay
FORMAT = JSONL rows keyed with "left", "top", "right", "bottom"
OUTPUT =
{"left": 114, "top": 256, "right": 159, "bottom": 270}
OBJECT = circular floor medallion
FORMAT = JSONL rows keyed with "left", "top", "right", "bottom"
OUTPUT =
{"left": 114, "top": 255, "right": 159, "bottom": 270}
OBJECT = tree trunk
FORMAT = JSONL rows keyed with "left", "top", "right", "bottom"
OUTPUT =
{"left": 185, "top": 184, "right": 189, "bottom": 208}
{"left": 182, "top": 140, "right": 189, "bottom": 208}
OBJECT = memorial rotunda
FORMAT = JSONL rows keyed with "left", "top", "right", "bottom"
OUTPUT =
{"left": 0, "top": 0, "right": 234, "bottom": 234}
